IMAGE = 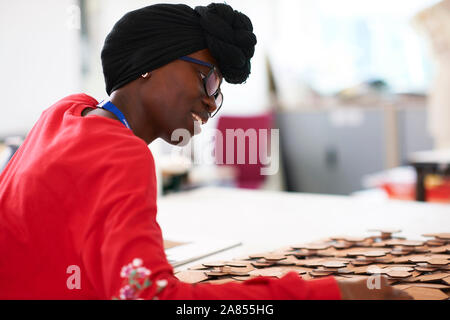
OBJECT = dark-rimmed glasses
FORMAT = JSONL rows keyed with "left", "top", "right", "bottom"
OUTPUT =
{"left": 179, "top": 56, "right": 223, "bottom": 118}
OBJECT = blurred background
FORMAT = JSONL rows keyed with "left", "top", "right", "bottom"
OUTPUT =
{"left": 1, "top": 0, "right": 449, "bottom": 202}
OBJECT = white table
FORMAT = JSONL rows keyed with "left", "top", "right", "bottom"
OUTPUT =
{"left": 156, "top": 187, "right": 450, "bottom": 271}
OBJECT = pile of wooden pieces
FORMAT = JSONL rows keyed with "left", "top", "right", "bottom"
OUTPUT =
{"left": 174, "top": 230, "right": 450, "bottom": 300}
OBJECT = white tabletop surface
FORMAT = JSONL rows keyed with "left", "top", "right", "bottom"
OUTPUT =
{"left": 156, "top": 187, "right": 450, "bottom": 271}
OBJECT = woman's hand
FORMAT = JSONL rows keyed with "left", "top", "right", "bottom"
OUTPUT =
{"left": 337, "top": 276, "right": 413, "bottom": 300}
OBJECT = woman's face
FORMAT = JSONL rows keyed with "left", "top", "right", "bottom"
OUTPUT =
{"left": 138, "top": 49, "right": 222, "bottom": 145}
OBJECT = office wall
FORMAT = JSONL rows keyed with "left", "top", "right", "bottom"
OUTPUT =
{"left": 0, "top": 0, "right": 81, "bottom": 137}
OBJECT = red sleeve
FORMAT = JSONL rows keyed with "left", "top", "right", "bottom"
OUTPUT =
{"left": 80, "top": 137, "right": 341, "bottom": 300}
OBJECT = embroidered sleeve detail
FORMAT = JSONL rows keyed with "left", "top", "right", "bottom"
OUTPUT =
{"left": 113, "top": 258, "right": 168, "bottom": 300}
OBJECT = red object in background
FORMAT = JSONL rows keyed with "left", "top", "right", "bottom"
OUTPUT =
{"left": 381, "top": 182, "right": 415, "bottom": 201}
{"left": 381, "top": 176, "right": 450, "bottom": 203}
{"left": 425, "top": 176, "right": 450, "bottom": 203}
{"left": 215, "top": 112, "right": 274, "bottom": 189}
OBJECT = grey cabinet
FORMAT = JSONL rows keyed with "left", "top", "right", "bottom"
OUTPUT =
{"left": 397, "top": 107, "right": 434, "bottom": 165}
{"left": 277, "top": 107, "right": 431, "bottom": 195}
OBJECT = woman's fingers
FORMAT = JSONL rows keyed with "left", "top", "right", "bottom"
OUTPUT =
{"left": 391, "top": 288, "right": 414, "bottom": 300}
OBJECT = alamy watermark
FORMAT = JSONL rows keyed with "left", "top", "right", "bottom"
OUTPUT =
{"left": 366, "top": 266, "right": 382, "bottom": 290}
{"left": 66, "top": 264, "right": 81, "bottom": 290}
{"left": 168, "top": 127, "right": 280, "bottom": 176}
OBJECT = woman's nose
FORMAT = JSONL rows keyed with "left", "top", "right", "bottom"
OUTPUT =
{"left": 203, "top": 96, "right": 217, "bottom": 115}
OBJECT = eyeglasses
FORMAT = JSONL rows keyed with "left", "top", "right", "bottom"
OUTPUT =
{"left": 179, "top": 56, "right": 223, "bottom": 118}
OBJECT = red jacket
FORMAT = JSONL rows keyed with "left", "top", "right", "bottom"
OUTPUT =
{"left": 0, "top": 94, "right": 341, "bottom": 300}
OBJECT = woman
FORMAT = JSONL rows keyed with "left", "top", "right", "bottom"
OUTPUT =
{"left": 0, "top": 3, "right": 410, "bottom": 300}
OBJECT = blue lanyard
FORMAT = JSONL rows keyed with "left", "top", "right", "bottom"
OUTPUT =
{"left": 97, "top": 100, "right": 131, "bottom": 130}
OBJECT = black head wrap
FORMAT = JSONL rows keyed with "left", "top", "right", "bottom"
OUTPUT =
{"left": 101, "top": 3, "right": 257, "bottom": 95}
